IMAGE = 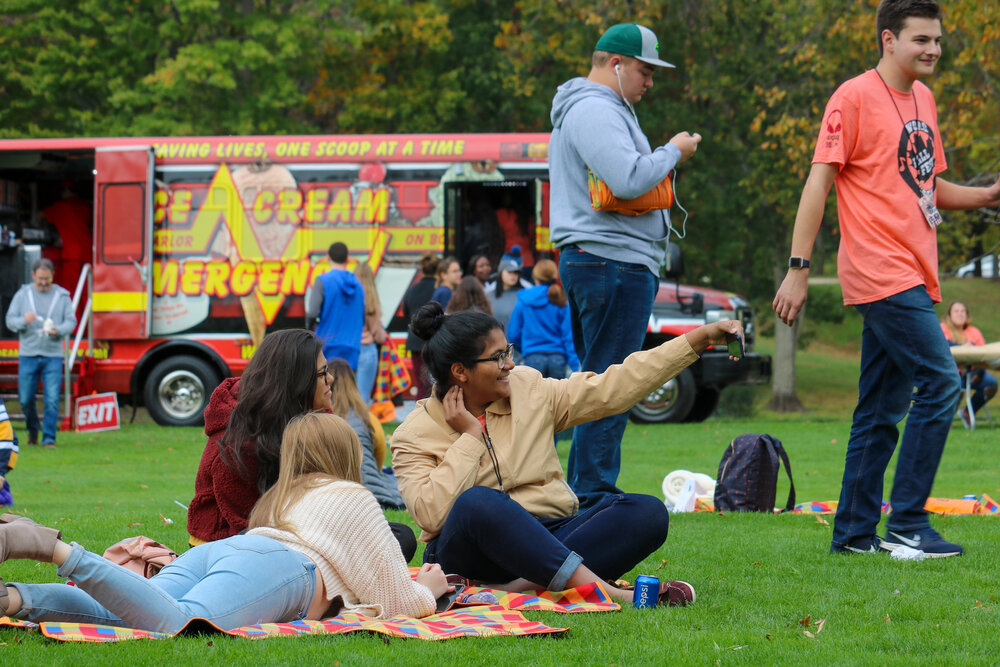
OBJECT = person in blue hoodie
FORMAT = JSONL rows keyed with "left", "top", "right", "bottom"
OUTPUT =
{"left": 549, "top": 23, "right": 702, "bottom": 509}
{"left": 307, "top": 242, "right": 365, "bottom": 370}
{"left": 508, "top": 260, "right": 580, "bottom": 380}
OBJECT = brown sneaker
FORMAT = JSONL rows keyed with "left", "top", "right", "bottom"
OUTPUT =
{"left": 658, "top": 580, "right": 696, "bottom": 607}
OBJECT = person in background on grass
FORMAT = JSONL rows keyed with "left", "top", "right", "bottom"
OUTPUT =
{"left": 353, "top": 262, "right": 387, "bottom": 406}
{"left": 485, "top": 252, "right": 533, "bottom": 334}
{"left": 0, "top": 413, "right": 450, "bottom": 634}
{"left": 0, "top": 398, "right": 18, "bottom": 507}
{"left": 467, "top": 254, "right": 493, "bottom": 288}
{"left": 445, "top": 276, "right": 493, "bottom": 316}
{"left": 940, "top": 301, "right": 997, "bottom": 425}
{"left": 307, "top": 242, "right": 365, "bottom": 370}
{"left": 773, "top": 0, "right": 1000, "bottom": 558}
{"left": 391, "top": 301, "right": 744, "bottom": 605}
{"left": 403, "top": 252, "right": 440, "bottom": 400}
{"left": 508, "top": 259, "right": 580, "bottom": 381}
{"left": 5, "top": 258, "right": 76, "bottom": 449}
{"left": 186, "top": 328, "right": 416, "bottom": 561}
{"left": 430, "top": 256, "right": 462, "bottom": 310}
{"left": 327, "top": 359, "right": 405, "bottom": 510}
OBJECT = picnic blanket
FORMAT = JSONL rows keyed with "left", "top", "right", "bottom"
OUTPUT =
{"left": 0, "top": 581, "right": 617, "bottom": 644}
{"left": 791, "top": 494, "right": 999, "bottom": 516}
{"left": 1, "top": 606, "right": 565, "bottom": 643}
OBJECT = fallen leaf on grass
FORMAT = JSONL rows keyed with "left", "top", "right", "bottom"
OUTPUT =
{"left": 765, "top": 634, "right": 773, "bottom": 640}
{"left": 655, "top": 559, "right": 669, "bottom": 570}
{"left": 129, "top": 522, "right": 143, "bottom": 527}
{"left": 159, "top": 513, "right": 173, "bottom": 525}
{"left": 139, "top": 484, "right": 149, "bottom": 489}
{"left": 884, "top": 614, "right": 891, "bottom": 623}
{"left": 815, "top": 515, "right": 829, "bottom": 526}
{"left": 798, "top": 615, "right": 811, "bottom": 626}
{"left": 803, "top": 630, "right": 815, "bottom": 639}
{"left": 815, "top": 618, "right": 826, "bottom": 634}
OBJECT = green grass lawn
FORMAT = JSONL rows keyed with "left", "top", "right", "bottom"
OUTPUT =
{"left": 3, "top": 416, "right": 997, "bottom": 665}
{"left": 2, "top": 277, "right": 997, "bottom": 665}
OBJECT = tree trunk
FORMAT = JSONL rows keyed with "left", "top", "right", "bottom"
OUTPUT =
{"left": 768, "top": 304, "right": 807, "bottom": 413}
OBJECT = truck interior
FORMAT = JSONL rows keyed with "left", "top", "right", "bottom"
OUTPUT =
{"left": 0, "top": 149, "right": 96, "bottom": 338}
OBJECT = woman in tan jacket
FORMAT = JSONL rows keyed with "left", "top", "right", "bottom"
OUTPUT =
{"left": 391, "top": 302, "right": 742, "bottom": 605}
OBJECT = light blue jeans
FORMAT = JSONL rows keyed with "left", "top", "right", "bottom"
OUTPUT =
{"left": 12, "top": 535, "right": 316, "bottom": 634}
{"left": 18, "top": 355, "right": 63, "bottom": 444}
{"left": 356, "top": 342, "right": 379, "bottom": 406}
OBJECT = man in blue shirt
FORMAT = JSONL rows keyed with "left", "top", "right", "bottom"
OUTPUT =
{"left": 307, "top": 243, "right": 365, "bottom": 369}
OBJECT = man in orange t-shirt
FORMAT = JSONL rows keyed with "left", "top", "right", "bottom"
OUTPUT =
{"left": 773, "top": 0, "right": 1000, "bottom": 558}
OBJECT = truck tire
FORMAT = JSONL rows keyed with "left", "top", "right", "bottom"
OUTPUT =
{"left": 629, "top": 368, "right": 696, "bottom": 424}
{"left": 684, "top": 387, "right": 721, "bottom": 423}
{"left": 143, "top": 355, "right": 220, "bottom": 427}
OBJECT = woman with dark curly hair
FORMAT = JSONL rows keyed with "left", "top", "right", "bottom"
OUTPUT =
{"left": 391, "top": 301, "right": 743, "bottom": 605}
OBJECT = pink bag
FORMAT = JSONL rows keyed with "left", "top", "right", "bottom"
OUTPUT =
{"left": 102, "top": 536, "right": 178, "bottom": 578}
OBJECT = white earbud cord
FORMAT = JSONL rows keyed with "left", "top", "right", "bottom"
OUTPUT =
{"left": 616, "top": 64, "right": 688, "bottom": 242}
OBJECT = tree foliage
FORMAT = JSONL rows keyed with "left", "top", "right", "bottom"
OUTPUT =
{"left": 2, "top": 0, "right": 997, "bottom": 408}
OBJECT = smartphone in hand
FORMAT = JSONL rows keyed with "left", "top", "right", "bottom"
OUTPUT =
{"left": 727, "top": 334, "right": 744, "bottom": 360}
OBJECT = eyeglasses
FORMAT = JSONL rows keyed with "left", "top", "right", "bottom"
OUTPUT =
{"left": 316, "top": 365, "right": 333, "bottom": 384}
{"left": 472, "top": 344, "right": 515, "bottom": 370}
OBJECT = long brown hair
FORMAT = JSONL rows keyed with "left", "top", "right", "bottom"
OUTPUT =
{"left": 247, "top": 412, "right": 362, "bottom": 534}
{"left": 446, "top": 275, "right": 493, "bottom": 315}
{"left": 354, "top": 261, "right": 381, "bottom": 320}
{"left": 221, "top": 329, "right": 324, "bottom": 494}
{"left": 327, "top": 359, "right": 375, "bottom": 443}
{"left": 532, "top": 259, "right": 567, "bottom": 308}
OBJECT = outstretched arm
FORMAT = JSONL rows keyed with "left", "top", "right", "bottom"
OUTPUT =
{"left": 936, "top": 174, "right": 1000, "bottom": 211}
{"left": 772, "top": 163, "right": 838, "bottom": 326}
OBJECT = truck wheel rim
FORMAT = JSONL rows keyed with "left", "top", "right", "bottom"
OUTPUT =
{"left": 638, "top": 378, "right": 678, "bottom": 414}
{"left": 157, "top": 370, "right": 206, "bottom": 421}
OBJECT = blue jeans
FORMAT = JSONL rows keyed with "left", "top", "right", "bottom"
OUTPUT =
{"left": 356, "top": 342, "right": 378, "bottom": 406}
{"left": 831, "top": 286, "right": 962, "bottom": 550}
{"left": 964, "top": 369, "right": 997, "bottom": 414}
{"left": 18, "top": 355, "right": 63, "bottom": 444}
{"left": 523, "top": 352, "right": 568, "bottom": 379}
{"left": 423, "top": 486, "right": 668, "bottom": 590}
{"left": 12, "top": 535, "right": 316, "bottom": 634}
{"left": 560, "top": 247, "right": 657, "bottom": 509}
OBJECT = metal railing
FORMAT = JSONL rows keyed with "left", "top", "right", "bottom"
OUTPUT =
{"left": 62, "top": 264, "right": 93, "bottom": 425}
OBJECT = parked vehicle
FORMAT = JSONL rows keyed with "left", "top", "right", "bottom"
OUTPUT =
{"left": 0, "top": 134, "right": 769, "bottom": 427}
{"left": 955, "top": 253, "right": 996, "bottom": 279}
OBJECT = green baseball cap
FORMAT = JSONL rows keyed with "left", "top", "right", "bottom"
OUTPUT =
{"left": 595, "top": 23, "right": 675, "bottom": 68}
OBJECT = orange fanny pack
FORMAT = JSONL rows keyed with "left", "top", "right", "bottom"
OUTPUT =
{"left": 588, "top": 169, "right": 674, "bottom": 215}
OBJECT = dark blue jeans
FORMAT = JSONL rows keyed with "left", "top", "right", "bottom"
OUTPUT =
{"left": 18, "top": 355, "right": 63, "bottom": 444}
{"left": 423, "top": 487, "right": 668, "bottom": 590}
{"left": 831, "top": 286, "right": 962, "bottom": 550}
{"left": 560, "top": 246, "right": 657, "bottom": 509}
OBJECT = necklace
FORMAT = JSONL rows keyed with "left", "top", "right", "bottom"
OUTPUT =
{"left": 874, "top": 69, "right": 918, "bottom": 127}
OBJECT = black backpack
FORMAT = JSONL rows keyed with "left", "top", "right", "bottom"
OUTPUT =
{"left": 714, "top": 433, "right": 796, "bottom": 512}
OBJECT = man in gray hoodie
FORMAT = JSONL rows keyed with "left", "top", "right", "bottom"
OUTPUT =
{"left": 550, "top": 22, "right": 701, "bottom": 509}
{"left": 5, "top": 259, "right": 76, "bottom": 447}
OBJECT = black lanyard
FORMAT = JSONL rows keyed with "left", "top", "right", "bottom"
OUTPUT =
{"left": 874, "top": 69, "right": 918, "bottom": 128}
{"left": 481, "top": 419, "right": 506, "bottom": 493}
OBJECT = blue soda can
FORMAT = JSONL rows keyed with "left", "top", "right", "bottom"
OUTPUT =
{"left": 632, "top": 575, "right": 659, "bottom": 609}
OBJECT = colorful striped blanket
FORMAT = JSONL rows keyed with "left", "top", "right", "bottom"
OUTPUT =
{"left": 0, "top": 581, "right": 617, "bottom": 643}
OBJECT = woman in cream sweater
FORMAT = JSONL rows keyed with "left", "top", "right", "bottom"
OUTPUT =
{"left": 1, "top": 413, "right": 448, "bottom": 634}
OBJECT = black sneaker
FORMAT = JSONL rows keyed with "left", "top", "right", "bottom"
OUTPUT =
{"left": 880, "top": 528, "right": 964, "bottom": 558}
{"left": 830, "top": 536, "right": 883, "bottom": 554}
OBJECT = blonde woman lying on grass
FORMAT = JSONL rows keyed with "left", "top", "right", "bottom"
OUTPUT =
{"left": 0, "top": 412, "right": 449, "bottom": 634}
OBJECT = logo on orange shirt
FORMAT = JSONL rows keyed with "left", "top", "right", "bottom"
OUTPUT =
{"left": 897, "top": 119, "right": 935, "bottom": 197}
{"left": 822, "top": 110, "right": 842, "bottom": 150}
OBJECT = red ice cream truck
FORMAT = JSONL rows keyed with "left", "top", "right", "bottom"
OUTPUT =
{"left": 0, "top": 133, "right": 769, "bottom": 428}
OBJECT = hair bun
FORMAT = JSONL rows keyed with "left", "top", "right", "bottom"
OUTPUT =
{"left": 410, "top": 301, "right": 446, "bottom": 341}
